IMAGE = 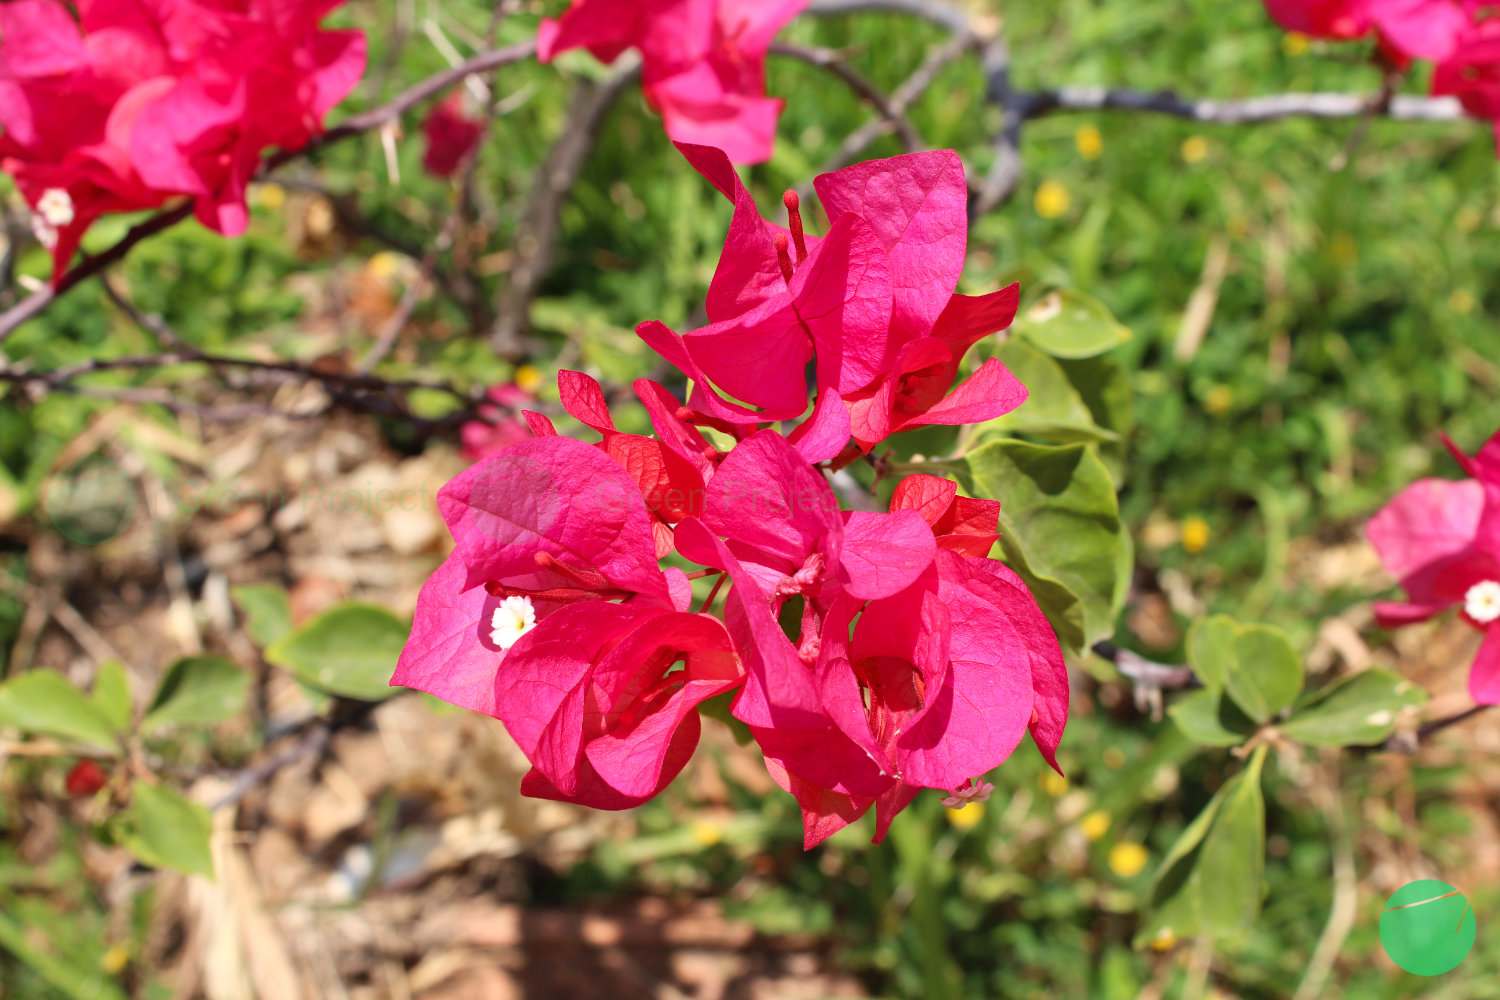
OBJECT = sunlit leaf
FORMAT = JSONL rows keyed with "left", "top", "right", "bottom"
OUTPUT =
{"left": 0, "top": 671, "right": 119, "bottom": 752}
{"left": 266, "top": 602, "right": 407, "bottom": 701}
{"left": 121, "top": 781, "right": 214, "bottom": 879}
{"left": 144, "top": 656, "right": 250, "bottom": 731}
{"left": 1281, "top": 669, "right": 1428, "bottom": 748}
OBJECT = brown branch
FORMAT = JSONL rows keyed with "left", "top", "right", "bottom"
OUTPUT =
{"left": 803, "top": 28, "right": 976, "bottom": 202}
{"left": 770, "top": 41, "right": 924, "bottom": 153}
{"left": 360, "top": 7, "right": 521, "bottom": 372}
{"left": 0, "top": 340, "right": 495, "bottom": 432}
{"left": 0, "top": 203, "right": 195, "bottom": 345}
{"left": 280, "top": 38, "right": 538, "bottom": 162}
{"left": 210, "top": 698, "right": 386, "bottom": 811}
{"left": 1021, "top": 88, "right": 1463, "bottom": 125}
{"left": 489, "top": 64, "right": 640, "bottom": 360}
{"left": 806, "top": 0, "right": 972, "bottom": 34}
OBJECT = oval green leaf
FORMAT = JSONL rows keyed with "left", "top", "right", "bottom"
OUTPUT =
{"left": 265, "top": 602, "right": 408, "bottom": 701}
{"left": 144, "top": 656, "right": 250, "bottom": 731}
{"left": 1280, "top": 669, "right": 1429, "bottom": 748}
{"left": 231, "top": 584, "right": 294, "bottom": 649}
{"left": 122, "top": 780, "right": 214, "bottom": 879}
{"left": 1167, "top": 689, "right": 1257, "bottom": 748}
{"left": 1225, "top": 626, "right": 1303, "bottom": 724}
{"left": 91, "top": 660, "right": 133, "bottom": 734}
{"left": 965, "top": 439, "right": 1124, "bottom": 653}
{"left": 0, "top": 671, "right": 120, "bottom": 751}
{"left": 1013, "top": 289, "right": 1133, "bottom": 359}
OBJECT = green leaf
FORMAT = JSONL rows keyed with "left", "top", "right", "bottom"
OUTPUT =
{"left": 121, "top": 781, "right": 214, "bottom": 879}
{"left": 1137, "top": 748, "right": 1267, "bottom": 945}
{"left": 144, "top": 656, "right": 250, "bottom": 731}
{"left": 231, "top": 584, "right": 293, "bottom": 648}
{"left": 1058, "top": 355, "right": 1134, "bottom": 486}
{"left": 91, "top": 661, "right": 133, "bottom": 733}
{"left": 1193, "top": 750, "right": 1267, "bottom": 936}
{"left": 973, "top": 341, "right": 1118, "bottom": 444}
{"left": 1224, "top": 626, "right": 1303, "bottom": 724}
{"left": 1013, "top": 289, "right": 1133, "bottom": 359}
{"left": 1187, "top": 617, "right": 1303, "bottom": 723}
{"left": 0, "top": 671, "right": 120, "bottom": 751}
{"left": 1281, "top": 669, "right": 1428, "bottom": 748}
{"left": 965, "top": 439, "right": 1123, "bottom": 652}
{"left": 1112, "top": 523, "right": 1135, "bottom": 621}
{"left": 1186, "top": 615, "right": 1238, "bottom": 692}
{"left": 1168, "top": 689, "right": 1257, "bottom": 748}
{"left": 265, "top": 602, "right": 407, "bottom": 701}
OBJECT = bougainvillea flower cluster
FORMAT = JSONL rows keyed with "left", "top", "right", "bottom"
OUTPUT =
{"left": 0, "top": 0, "right": 365, "bottom": 278}
{"left": 394, "top": 146, "right": 1068, "bottom": 848}
{"left": 537, "top": 0, "right": 807, "bottom": 164}
{"left": 1262, "top": 0, "right": 1500, "bottom": 150}
{"left": 1368, "top": 427, "right": 1500, "bottom": 704}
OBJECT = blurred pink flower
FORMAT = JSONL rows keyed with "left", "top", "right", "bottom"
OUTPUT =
{"left": 0, "top": 0, "right": 365, "bottom": 280}
{"left": 460, "top": 384, "right": 537, "bottom": 461}
{"left": 537, "top": 0, "right": 807, "bottom": 163}
{"left": 1368, "top": 428, "right": 1500, "bottom": 703}
{"left": 1263, "top": 0, "right": 1469, "bottom": 62}
{"left": 421, "top": 89, "right": 484, "bottom": 178}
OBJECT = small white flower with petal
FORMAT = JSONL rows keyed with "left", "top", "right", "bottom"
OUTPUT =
{"left": 37, "top": 188, "right": 75, "bottom": 227}
{"left": 1465, "top": 580, "right": 1500, "bottom": 625}
{"left": 490, "top": 595, "right": 537, "bottom": 649}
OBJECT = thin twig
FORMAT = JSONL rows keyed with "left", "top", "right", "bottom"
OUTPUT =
{"left": 771, "top": 41, "right": 924, "bottom": 153}
{"left": 1022, "top": 88, "right": 1463, "bottom": 125}
{"left": 1293, "top": 756, "right": 1357, "bottom": 1000}
{"left": 806, "top": 0, "right": 972, "bottom": 34}
{"left": 804, "top": 28, "right": 975, "bottom": 199}
{"left": 210, "top": 699, "right": 385, "bottom": 810}
{"left": 360, "top": 4, "right": 519, "bottom": 372}
{"left": 489, "top": 64, "right": 639, "bottom": 359}
{"left": 0, "top": 40, "right": 538, "bottom": 344}
{"left": 974, "top": 31, "right": 1022, "bottom": 218}
{"left": 1091, "top": 640, "right": 1198, "bottom": 721}
{"left": 0, "top": 204, "right": 195, "bottom": 345}
{"left": 0, "top": 351, "right": 475, "bottom": 399}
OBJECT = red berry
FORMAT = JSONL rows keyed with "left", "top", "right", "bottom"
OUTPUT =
{"left": 65, "top": 760, "right": 108, "bottom": 797}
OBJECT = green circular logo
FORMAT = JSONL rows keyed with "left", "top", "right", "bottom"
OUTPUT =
{"left": 1379, "top": 880, "right": 1476, "bottom": 976}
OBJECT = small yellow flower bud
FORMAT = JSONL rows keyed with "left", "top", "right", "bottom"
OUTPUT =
{"left": 691, "top": 820, "right": 723, "bottom": 847}
{"left": 1180, "top": 137, "right": 1210, "bottom": 164}
{"left": 1079, "top": 810, "right": 1111, "bottom": 842}
{"left": 1075, "top": 125, "right": 1103, "bottom": 161}
{"left": 1108, "top": 842, "right": 1149, "bottom": 878}
{"left": 1181, "top": 517, "right": 1210, "bottom": 554}
{"left": 1034, "top": 180, "right": 1071, "bottom": 219}
{"left": 514, "top": 364, "right": 543, "bottom": 393}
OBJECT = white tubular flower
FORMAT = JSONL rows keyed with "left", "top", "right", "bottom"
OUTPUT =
{"left": 490, "top": 595, "right": 538, "bottom": 649}
{"left": 1465, "top": 580, "right": 1500, "bottom": 625}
